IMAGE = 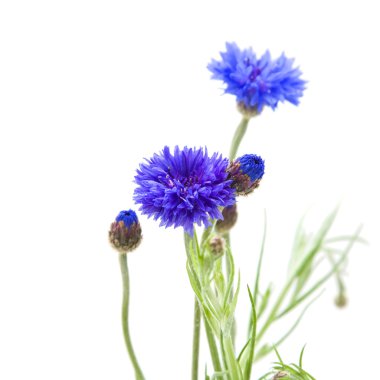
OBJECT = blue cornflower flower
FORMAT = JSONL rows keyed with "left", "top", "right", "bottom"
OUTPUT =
{"left": 134, "top": 146, "right": 236, "bottom": 235}
{"left": 208, "top": 42, "right": 306, "bottom": 114}
{"left": 109, "top": 209, "right": 142, "bottom": 254}
{"left": 227, "top": 154, "right": 265, "bottom": 195}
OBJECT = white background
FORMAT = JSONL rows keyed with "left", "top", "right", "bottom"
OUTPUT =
{"left": 1, "top": 0, "right": 379, "bottom": 379}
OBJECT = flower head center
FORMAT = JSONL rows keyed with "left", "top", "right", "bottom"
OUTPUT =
{"left": 182, "top": 175, "right": 198, "bottom": 188}
{"left": 249, "top": 67, "right": 261, "bottom": 81}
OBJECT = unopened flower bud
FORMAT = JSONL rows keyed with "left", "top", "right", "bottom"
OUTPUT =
{"left": 335, "top": 292, "right": 348, "bottom": 308}
{"left": 109, "top": 210, "right": 142, "bottom": 254}
{"left": 216, "top": 204, "right": 238, "bottom": 233}
{"left": 272, "top": 371, "right": 289, "bottom": 379}
{"left": 227, "top": 154, "right": 265, "bottom": 195}
{"left": 208, "top": 236, "right": 226, "bottom": 259}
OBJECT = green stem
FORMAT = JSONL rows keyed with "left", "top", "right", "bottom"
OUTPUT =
{"left": 184, "top": 232, "right": 202, "bottom": 380}
{"left": 226, "top": 116, "right": 252, "bottom": 348}
{"left": 222, "top": 336, "right": 244, "bottom": 380}
{"left": 229, "top": 117, "right": 250, "bottom": 160}
{"left": 223, "top": 233, "right": 236, "bottom": 348}
{"left": 192, "top": 298, "right": 201, "bottom": 380}
{"left": 204, "top": 316, "right": 223, "bottom": 373}
{"left": 119, "top": 254, "right": 145, "bottom": 380}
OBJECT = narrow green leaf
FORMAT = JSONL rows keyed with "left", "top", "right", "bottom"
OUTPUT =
{"left": 204, "top": 287, "right": 224, "bottom": 319}
{"left": 202, "top": 306, "right": 220, "bottom": 335}
{"left": 288, "top": 212, "right": 308, "bottom": 275}
{"left": 247, "top": 211, "right": 266, "bottom": 344}
{"left": 256, "top": 208, "right": 341, "bottom": 345}
{"left": 211, "top": 371, "right": 230, "bottom": 380}
{"left": 237, "top": 339, "right": 250, "bottom": 365}
{"left": 324, "top": 235, "right": 368, "bottom": 245}
{"left": 186, "top": 261, "right": 203, "bottom": 302}
{"left": 278, "top": 226, "right": 361, "bottom": 318}
{"left": 205, "top": 365, "right": 210, "bottom": 380}
{"left": 253, "top": 210, "right": 267, "bottom": 305}
{"left": 223, "top": 243, "right": 235, "bottom": 309}
{"left": 291, "top": 206, "right": 339, "bottom": 279}
{"left": 257, "top": 285, "right": 272, "bottom": 319}
{"left": 273, "top": 346, "right": 284, "bottom": 365}
{"left": 224, "top": 273, "right": 240, "bottom": 335}
{"left": 254, "top": 344, "right": 271, "bottom": 361}
{"left": 255, "top": 292, "right": 320, "bottom": 361}
{"left": 326, "top": 250, "right": 346, "bottom": 303}
{"left": 299, "top": 344, "right": 306, "bottom": 368}
{"left": 213, "top": 258, "right": 226, "bottom": 303}
{"left": 243, "top": 286, "right": 257, "bottom": 380}
{"left": 221, "top": 334, "right": 244, "bottom": 380}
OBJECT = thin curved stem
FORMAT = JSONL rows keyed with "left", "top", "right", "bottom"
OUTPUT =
{"left": 229, "top": 117, "right": 250, "bottom": 160}
{"left": 119, "top": 254, "right": 145, "bottom": 380}
{"left": 185, "top": 232, "right": 202, "bottom": 380}
{"left": 192, "top": 298, "right": 201, "bottom": 380}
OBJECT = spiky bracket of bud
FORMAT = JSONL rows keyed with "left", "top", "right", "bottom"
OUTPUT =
{"left": 227, "top": 160, "right": 261, "bottom": 195}
{"left": 109, "top": 220, "right": 142, "bottom": 254}
{"left": 216, "top": 204, "right": 238, "bottom": 233}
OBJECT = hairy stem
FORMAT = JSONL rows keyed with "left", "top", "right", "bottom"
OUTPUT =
{"left": 204, "top": 316, "right": 223, "bottom": 373}
{"left": 191, "top": 298, "right": 201, "bottom": 380}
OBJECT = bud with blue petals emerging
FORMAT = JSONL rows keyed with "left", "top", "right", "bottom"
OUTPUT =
{"left": 227, "top": 154, "right": 265, "bottom": 195}
{"left": 109, "top": 210, "right": 142, "bottom": 254}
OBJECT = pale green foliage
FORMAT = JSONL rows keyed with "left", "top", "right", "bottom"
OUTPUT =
{"left": 186, "top": 207, "right": 364, "bottom": 380}
{"left": 252, "top": 208, "right": 363, "bottom": 361}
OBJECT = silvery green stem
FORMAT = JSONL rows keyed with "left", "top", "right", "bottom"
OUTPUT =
{"left": 192, "top": 298, "right": 201, "bottom": 380}
{"left": 119, "top": 254, "right": 145, "bottom": 380}
{"left": 229, "top": 117, "right": 250, "bottom": 160}
{"left": 222, "top": 336, "right": 244, "bottom": 380}
{"left": 184, "top": 232, "right": 202, "bottom": 380}
{"left": 203, "top": 316, "right": 223, "bottom": 373}
{"left": 223, "top": 233, "right": 237, "bottom": 348}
